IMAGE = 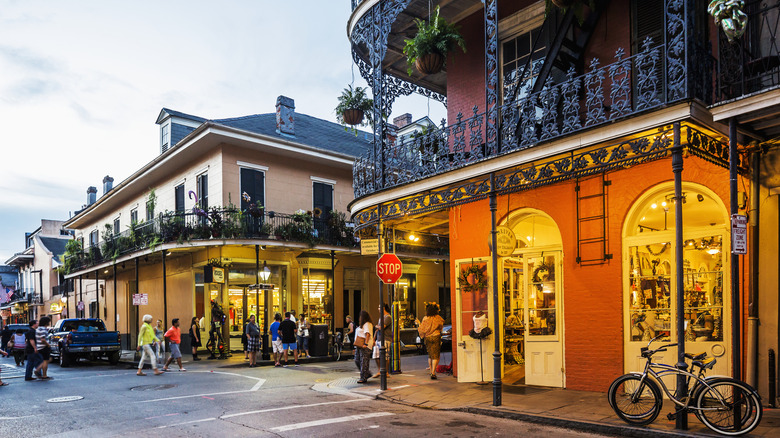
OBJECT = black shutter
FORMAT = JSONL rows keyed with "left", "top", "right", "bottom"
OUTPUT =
{"left": 240, "top": 168, "right": 265, "bottom": 211}
{"left": 197, "top": 174, "right": 209, "bottom": 210}
{"left": 313, "top": 182, "right": 333, "bottom": 216}
{"left": 175, "top": 184, "right": 185, "bottom": 213}
{"left": 631, "top": 0, "right": 665, "bottom": 103}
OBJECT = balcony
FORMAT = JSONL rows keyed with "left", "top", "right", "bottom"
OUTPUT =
{"left": 52, "top": 281, "right": 74, "bottom": 296}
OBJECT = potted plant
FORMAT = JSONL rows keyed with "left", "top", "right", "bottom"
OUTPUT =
{"left": 335, "top": 85, "right": 374, "bottom": 131}
{"left": 403, "top": 5, "right": 466, "bottom": 76}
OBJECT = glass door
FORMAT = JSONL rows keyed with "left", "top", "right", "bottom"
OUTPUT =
{"left": 523, "top": 252, "right": 563, "bottom": 387}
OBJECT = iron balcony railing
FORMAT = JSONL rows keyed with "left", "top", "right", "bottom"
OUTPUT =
{"left": 354, "top": 39, "right": 684, "bottom": 197}
{"left": 715, "top": 0, "right": 780, "bottom": 103}
{"left": 13, "top": 288, "right": 40, "bottom": 304}
{"left": 52, "top": 281, "right": 74, "bottom": 296}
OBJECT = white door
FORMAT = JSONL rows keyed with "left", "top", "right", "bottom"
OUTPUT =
{"left": 523, "top": 252, "right": 564, "bottom": 387}
{"left": 455, "top": 258, "right": 494, "bottom": 383}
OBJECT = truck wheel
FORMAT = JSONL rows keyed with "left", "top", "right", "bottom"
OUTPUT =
{"left": 59, "top": 352, "right": 73, "bottom": 368}
{"left": 108, "top": 351, "right": 120, "bottom": 365}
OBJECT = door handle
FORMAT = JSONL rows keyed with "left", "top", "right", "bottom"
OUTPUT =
{"left": 457, "top": 342, "right": 465, "bottom": 348}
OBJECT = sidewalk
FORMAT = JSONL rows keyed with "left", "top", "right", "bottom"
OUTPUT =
{"left": 332, "top": 354, "right": 779, "bottom": 438}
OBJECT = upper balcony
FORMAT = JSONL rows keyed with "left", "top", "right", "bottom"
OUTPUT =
{"left": 349, "top": 0, "right": 779, "bottom": 203}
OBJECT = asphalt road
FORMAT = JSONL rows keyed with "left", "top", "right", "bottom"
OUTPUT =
{"left": 0, "top": 355, "right": 604, "bottom": 438}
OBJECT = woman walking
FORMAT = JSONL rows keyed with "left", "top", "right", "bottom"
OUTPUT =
{"left": 418, "top": 303, "right": 445, "bottom": 379}
{"left": 245, "top": 315, "right": 260, "bottom": 367}
{"left": 297, "top": 317, "right": 310, "bottom": 358}
{"left": 154, "top": 319, "right": 165, "bottom": 368}
{"left": 137, "top": 314, "right": 163, "bottom": 376}
{"left": 355, "top": 310, "right": 374, "bottom": 384}
{"left": 189, "top": 317, "right": 201, "bottom": 361}
{"left": 12, "top": 329, "right": 26, "bottom": 366}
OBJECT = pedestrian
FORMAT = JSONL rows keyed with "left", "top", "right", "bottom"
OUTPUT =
{"left": 12, "top": 329, "right": 26, "bottom": 366}
{"left": 289, "top": 310, "right": 297, "bottom": 323}
{"left": 372, "top": 304, "right": 393, "bottom": 378}
{"left": 297, "top": 316, "right": 310, "bottom": 358}
{"left": 35, "top": 317, "right": 52, "bottom": 380}
{"left": 154, "top": 319, "right": 166, "bottom": 367}
{"left": 189, "top": 316, "right": 201, "bottom": 361}
{"left": 137, "top": 314, "right": 163, "bottom": 376}
{"left": 162, "top": 318, "right": 185, "bottom": 372}
{"left": 418, "top": 303, "right": 445, "bottom": 380}
{"left": 24, "top": 320, "right": 42, "bottom": 381}
{"left": 269, "top": 313, "right": 283, "bottom": 367}
{"left": 0, "top": 345, "right": 9, "bottom": 386}
{"left": 278, "top": 312, "right": 298, "bottom": 367}
{"left": 245, "top": 315, "right": 260, "bottom": 367}
{"left": 355, "top": 310, "right": 373, "bottom": 383}
{"left": 344, "top": 315, "right": 355, "bottom": 346}
{"left": 1, "top": 324, "right": 12, "bottom": 353}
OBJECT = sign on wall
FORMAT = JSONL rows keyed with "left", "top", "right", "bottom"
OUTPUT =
{"left": 132, "top": 293, "right": 148, "bottom": 306}
{"left": 204, "top": 266, "right": 225, "bottom": 283}
{"left": 731, "top": 214, "right": 747, "bottom": 255}
{"left": 489, "top": 226, "right": 517, "bottom": 257}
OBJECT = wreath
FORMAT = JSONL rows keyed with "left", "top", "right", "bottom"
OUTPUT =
{"left": 458, "top": 265, "right": 487, "bottom": 292}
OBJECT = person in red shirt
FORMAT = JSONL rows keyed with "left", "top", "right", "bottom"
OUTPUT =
{"left": 162, "top": 319, "right": 185, "bottom": 371}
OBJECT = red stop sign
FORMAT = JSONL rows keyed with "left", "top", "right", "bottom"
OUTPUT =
{"left": 376, "top": 253, "right": 403, "bottom": 284}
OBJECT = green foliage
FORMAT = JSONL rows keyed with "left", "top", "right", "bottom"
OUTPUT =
{"left": 276, "top": 210, "right": 319, "bottom": 247}
{"left": 327, "top": 210, "right": 357, "bottom": 247}
{"left": 62, "top": 239, "right": 84, "bottom": 275}
{"left": 101, "top": 224, "right": 119, "bottom": 261}
{"left": 403, "top": 6, "right": 466, "bottom": 75}
{"left": 335, "top": 85, "right": 374, "bottom": 133}
{"left": 146, "top": 188, "right": 157, "bottom": 216}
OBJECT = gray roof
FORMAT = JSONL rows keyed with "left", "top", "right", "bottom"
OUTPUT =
{"left": 39, "top": 237, "right": 69, "bottom": 258}
{"left": 0, "top": 265, "right": 18, "bottom": 288}
{"left": 157, "top": 108, "right": 208, "bottom": 124}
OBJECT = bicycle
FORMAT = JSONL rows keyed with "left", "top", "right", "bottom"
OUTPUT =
{"left": 608, "top": 335, "right": 762, "bottom": 436}
{"left": 330, "top": 331, "right": 344, "bottom": 361}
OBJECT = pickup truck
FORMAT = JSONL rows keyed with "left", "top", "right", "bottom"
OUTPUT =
{"left": 48, "top": 318, "right": 121, "bottom": 367}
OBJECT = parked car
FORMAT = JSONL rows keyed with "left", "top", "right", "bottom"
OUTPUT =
{"left": 48, "top": 318, "right": 121, "bottom": 367}
{"left": 441, "top": 324, "right": 452, "bottom": 351}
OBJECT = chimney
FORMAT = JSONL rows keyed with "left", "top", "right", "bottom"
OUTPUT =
{"left": 102, "top": 175, "right": 114, "bottom": 196}
{"left": 87, "top": 186, "right": 98, "bottom": 206}
{"left": 393, "top": 113, "right": 412, "bottom": 128}
{"left": 275, "top": 95, "right": 295, "bottom": 136}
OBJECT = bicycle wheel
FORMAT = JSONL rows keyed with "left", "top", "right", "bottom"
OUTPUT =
{"left": 608, "top": 374, "right": 663, "bottom": 426}
{"left": 694, "top": 378, "right": 762, "bottom": 436}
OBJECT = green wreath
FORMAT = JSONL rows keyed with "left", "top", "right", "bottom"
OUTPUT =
{"left": 458, "top": 265, "right": 487, "bottom": 292}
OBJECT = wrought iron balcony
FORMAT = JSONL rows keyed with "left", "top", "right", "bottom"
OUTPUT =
{"left": 714, "top": 0, "right": 780, "bottom": 103}
{"left": 354, "top": 39, "right": 685, "bottom": 197}
{"left": 52, "top": 281, "right": 74, "bottom": 296}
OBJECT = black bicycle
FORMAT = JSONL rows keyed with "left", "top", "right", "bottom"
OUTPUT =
{"left": 608, "top": 335, "right": 762, "bottom": 436}
{"left": 331, "top": 331, "right": 344, "bottom": 361}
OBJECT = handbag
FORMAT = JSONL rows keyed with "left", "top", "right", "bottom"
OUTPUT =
{"left": 6, "top": 340, "right": 12, "bottom": 349}
{"left": 354, "top": 335, "right": 366, "bottom": 348}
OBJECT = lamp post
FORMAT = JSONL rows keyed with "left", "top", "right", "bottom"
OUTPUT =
{"left": 260, "top": 260, "right": 271, "bottom": 361}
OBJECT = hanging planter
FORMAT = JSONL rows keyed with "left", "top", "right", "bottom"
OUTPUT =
{"left": 708, "top": 0, "right": 748, "bottom": 43}
{"left": 335, "top": 85, "right": 373, "bottom": 134}
{"left": 403, "top": 5, "right": 466, "bottom": 76}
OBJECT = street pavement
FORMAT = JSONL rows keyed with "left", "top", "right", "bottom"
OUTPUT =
{"left": 0, "top": 352, "right": 604, "bottom": 438}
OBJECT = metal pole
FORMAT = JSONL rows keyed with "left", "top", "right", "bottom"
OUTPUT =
{"left": 95, "top": 270, "right": 99, "bottom": 319}
{"left": 134, "top": 257, "right": 139, "bottom": 351}
{"left": 378, "top": 214, "right": 387, "bottom": 390}
{"left": 162, "top": 251, "right": 168, "bottom": 328}
{"left": 113, "top": 264, "right": 117, "bottom": 331}
{"left": 672, "top": 123, "right": 687, "bottom": 430}
{"left": 490, "top": 173, "right": 502, "bottom": 406}
{"left": 79, "top": 275, "right": 83, "bottom": 318}
{"left": 729, "top": 118, "right": 741, "bottom": 381}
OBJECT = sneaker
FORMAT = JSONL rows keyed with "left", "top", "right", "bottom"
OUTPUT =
{"left": 162, "top": 368, "right": 169, "bottom": 372}
{"left": 24, "top": 378, "right": 37, "bottom": 381}
{"left": 295, "top": 363, "right": 300, "bottom": 367}
{"left": 193, "top": 357, "right": 201, "bottom": 361}
{"left": 430, "top": 374, "right": 437, "bottom": 380}
{"left": 179, "top": 368, "right": 186, "bottom": 372}
{"left": 283, "top": 364, "right": 288, "bottom": 368}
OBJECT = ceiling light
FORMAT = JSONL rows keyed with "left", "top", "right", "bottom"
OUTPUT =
{"left": 661, "top": 201, "right": 667, "bottom": 207}
{"left": 651, "top": 203, "right": 657, "bottom": 209}
{"left": 707, "top": 248, "right": 720, "bottom": 255}
{"left": 260, "top": 261, "right": 271, "bottom": 282}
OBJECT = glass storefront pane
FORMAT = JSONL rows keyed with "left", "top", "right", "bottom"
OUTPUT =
{"left": 683, "top": 235, "right": 724, "bottom": 342}
{"left": 394, "top": 274, "right": 417, "bottom": 323}
{"left": 528, "top": 254, "right": 556, "bottom": 336}
{"left": 459, "top": 262, "right": 488, "bottom": 335}
{"left": 503, "top": 258, "right": 524, "bottom": 365}
{"left": 628, "top": 242, "right": 672, "bottom": 342}
{"left": 302, "top": 269, "right": 332, "bottom": 327}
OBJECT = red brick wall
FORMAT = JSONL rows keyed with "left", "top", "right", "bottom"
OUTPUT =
{"left": 448, "top": 156, "right": 736, "bottom": 391}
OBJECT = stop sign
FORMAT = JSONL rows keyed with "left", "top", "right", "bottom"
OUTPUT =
{"left": 376, "top": 253, "right": 403, "bottom": 284}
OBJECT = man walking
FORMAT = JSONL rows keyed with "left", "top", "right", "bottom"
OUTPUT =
{"left": 35, "top": 317, "right": 52, "bottom": 380}
{"left": 278, "top": 312, "right": 298, "bottom": 367}
{"left": 162, "top": 318, "right": 185, "bottom": 372}
{"left": 24, "top": 320, "right": 42, "bottom": 381}
{"left": 373, "top": 304, "right": 393, "bottom": 378}
{"left": 269, "top": 313, "right": 283, "bottom": 367}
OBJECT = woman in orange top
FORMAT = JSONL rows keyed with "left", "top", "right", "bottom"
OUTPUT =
{"left": 418, "top": 303, "right": 445, "bottom": 379}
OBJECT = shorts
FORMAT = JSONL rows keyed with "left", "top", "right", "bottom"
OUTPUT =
{"left": 282, "top": 342, "right": 297, "bottom": 351}
{"left": 169, "top": 343, "right": 182, "bottom": 359}
{"left": 272, "top": 339, "right": 283, "bottom": 353}
{"left": 372, "top": 340, "right": 391, "bottom": 359}
{"left": 40, "top": 347, "right": 51, "bottom": 361}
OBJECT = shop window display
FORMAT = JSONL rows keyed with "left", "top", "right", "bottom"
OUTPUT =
{"left": 683, "top": 235, "right": 723, "bottom": 342}
{"left": 301, "top": 269, "right": 332, "bottom": 326}
{"left": 629, "top": 242, "right": 672, "bottom": 341}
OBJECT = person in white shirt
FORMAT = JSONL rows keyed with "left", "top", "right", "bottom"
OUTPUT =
{"left": 355, "top": 310, "right": 374, "bottom": 383}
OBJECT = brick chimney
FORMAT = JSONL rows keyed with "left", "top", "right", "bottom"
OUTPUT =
{"left": 393, "top": 113, "right": 412, "bottom": 128}
{"left": 275, "top": 96, "right": 295, "bottom": 136}
{"left": 102, "top": 175, "right": 114, "bottom": 196}
{"left": 87, "top": 186, "right": 97, "bottom": 206}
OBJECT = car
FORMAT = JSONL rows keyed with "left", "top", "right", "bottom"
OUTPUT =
{"left": 441, "top": 324, "right": 452, "bottom": 351}
{"left": 48, "top": 318, "right": 121, "bottom": 367}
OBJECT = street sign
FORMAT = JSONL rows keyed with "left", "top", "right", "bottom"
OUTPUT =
{"left": 376, "top": 253, "right": 403, "bottom": 284}
{"left": 132, "top": 293, "right": 148, "bottom": 305}
{"left": 361, "top": 239, "right": 379, "bottom": 255}
{"left": 76, "top": 301, "right": 85, "bottom": 311}
{"left": 731, "top": 214, "right": 748, "bottom": 255}
{"left": 248, "top": 283, "right": 274, "bottom": 290}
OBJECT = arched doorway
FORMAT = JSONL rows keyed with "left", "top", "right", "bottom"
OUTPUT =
{"left": 622, "top": 182, "right": 731, "bottom": 377}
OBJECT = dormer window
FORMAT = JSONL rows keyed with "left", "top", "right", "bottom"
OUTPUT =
{"left": 161, "top": 123, "right": 170, "bottom": 153}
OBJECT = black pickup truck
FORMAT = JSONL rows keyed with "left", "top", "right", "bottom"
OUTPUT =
{"left": 49, "top": 318, "right": 121, "bottom": 367}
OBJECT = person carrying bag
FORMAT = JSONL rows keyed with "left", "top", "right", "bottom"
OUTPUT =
{"left": 355, "top": 310, "right": 374, "bottom": 383}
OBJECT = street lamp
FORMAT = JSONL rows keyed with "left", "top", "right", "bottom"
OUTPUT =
{"left": 260, "top": 261, "right": 271, "bottom": 282}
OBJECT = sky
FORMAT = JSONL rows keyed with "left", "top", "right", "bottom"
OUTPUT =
{"left": 0, "top": 0, "right": 446, "bottom": 263}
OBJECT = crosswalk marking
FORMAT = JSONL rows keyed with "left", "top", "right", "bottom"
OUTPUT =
{"left": 270, "top": 412, "right": 394, "bottom": 432}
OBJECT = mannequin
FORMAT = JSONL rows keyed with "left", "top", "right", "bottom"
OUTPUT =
{"left": 473, "top": 311, "right": 488, "bottom": 333}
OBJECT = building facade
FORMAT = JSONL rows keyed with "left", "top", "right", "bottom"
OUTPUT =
{"left": 347, "top": 0, "right": 779, "bottom": 404}
{"left": 63, "top": 96, "right": 447, "bottom": 355}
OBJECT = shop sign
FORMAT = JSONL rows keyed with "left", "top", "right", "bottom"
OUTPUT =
{"left": 490, "top": 226, "right": 517, "bottom": 257}
{"left": 50, "top": 303, "right": 62, "bottom": 313}
{"left": 360, "top": 239, "right": 379, "bottom": 255}
{"left": 204, "top": 266, "right": 225, "bottom": 283}
{"left": 376, "top": 253, "right": 403, "bottom": 284}
{"left": 731, "top": 214, "right": 747, "bottom": 255}
{"left": 132, "top": 293, "right": 148, "bottom": 306}
{"left": 11, "top": 303, "right": 24, "bottom": 314}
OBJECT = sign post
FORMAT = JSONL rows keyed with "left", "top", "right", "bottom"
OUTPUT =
{"left": 731, "top": 214, "right": 747, "bottom": 255}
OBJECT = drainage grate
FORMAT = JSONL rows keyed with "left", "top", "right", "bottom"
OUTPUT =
{"left": 130, "top": 384, "right": 177, "bottom": 391}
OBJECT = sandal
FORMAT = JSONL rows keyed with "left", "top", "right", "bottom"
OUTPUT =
{"left": 137, "top": 372, "right": 147, "bottom": 376}
{"left": 0, "top": 382, "right": 8, "bottom": 386}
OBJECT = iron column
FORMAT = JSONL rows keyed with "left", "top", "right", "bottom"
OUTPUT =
{"left": 672, "top": 123, "right": 687, "bottom": 430}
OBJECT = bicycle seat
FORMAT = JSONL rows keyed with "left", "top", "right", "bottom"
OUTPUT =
{"left": 692, "top": 356, "right": 716, "bottom": 370}
{"left": 684, "top": 352, "right": 707, "bottom": 361}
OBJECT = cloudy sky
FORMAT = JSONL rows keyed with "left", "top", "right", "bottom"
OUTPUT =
{"left": 0, "top": 0, "right": 446, "bottom": 263}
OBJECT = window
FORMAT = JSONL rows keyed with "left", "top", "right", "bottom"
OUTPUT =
{"left": 502, "top": 27, "right": 549, "bottom": 101}
{"left": 130, "top": 208, "right": 138, "bottom": 225}
{"left": 146, "top": 200, "right": 155, "bottom": 221}
{"left": 240, "top": 168, "right": 265, "bottom": 211}
{"left": 312, "top": 181, "right": 333, "bottom": 217}
{"left": 113, "top": 218, "right": 120, "bottom": 234}
{"left": 89, "top": 230, "right": 99, "bottom": 248}
{"left": 161, "top": 123, "right": 170, "bottom": 153}
{"left": 197, "top": 173, "right": 208, "bottom": 210}
{"left": 174, "top": 184, "right": 185, "bottom": 213}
